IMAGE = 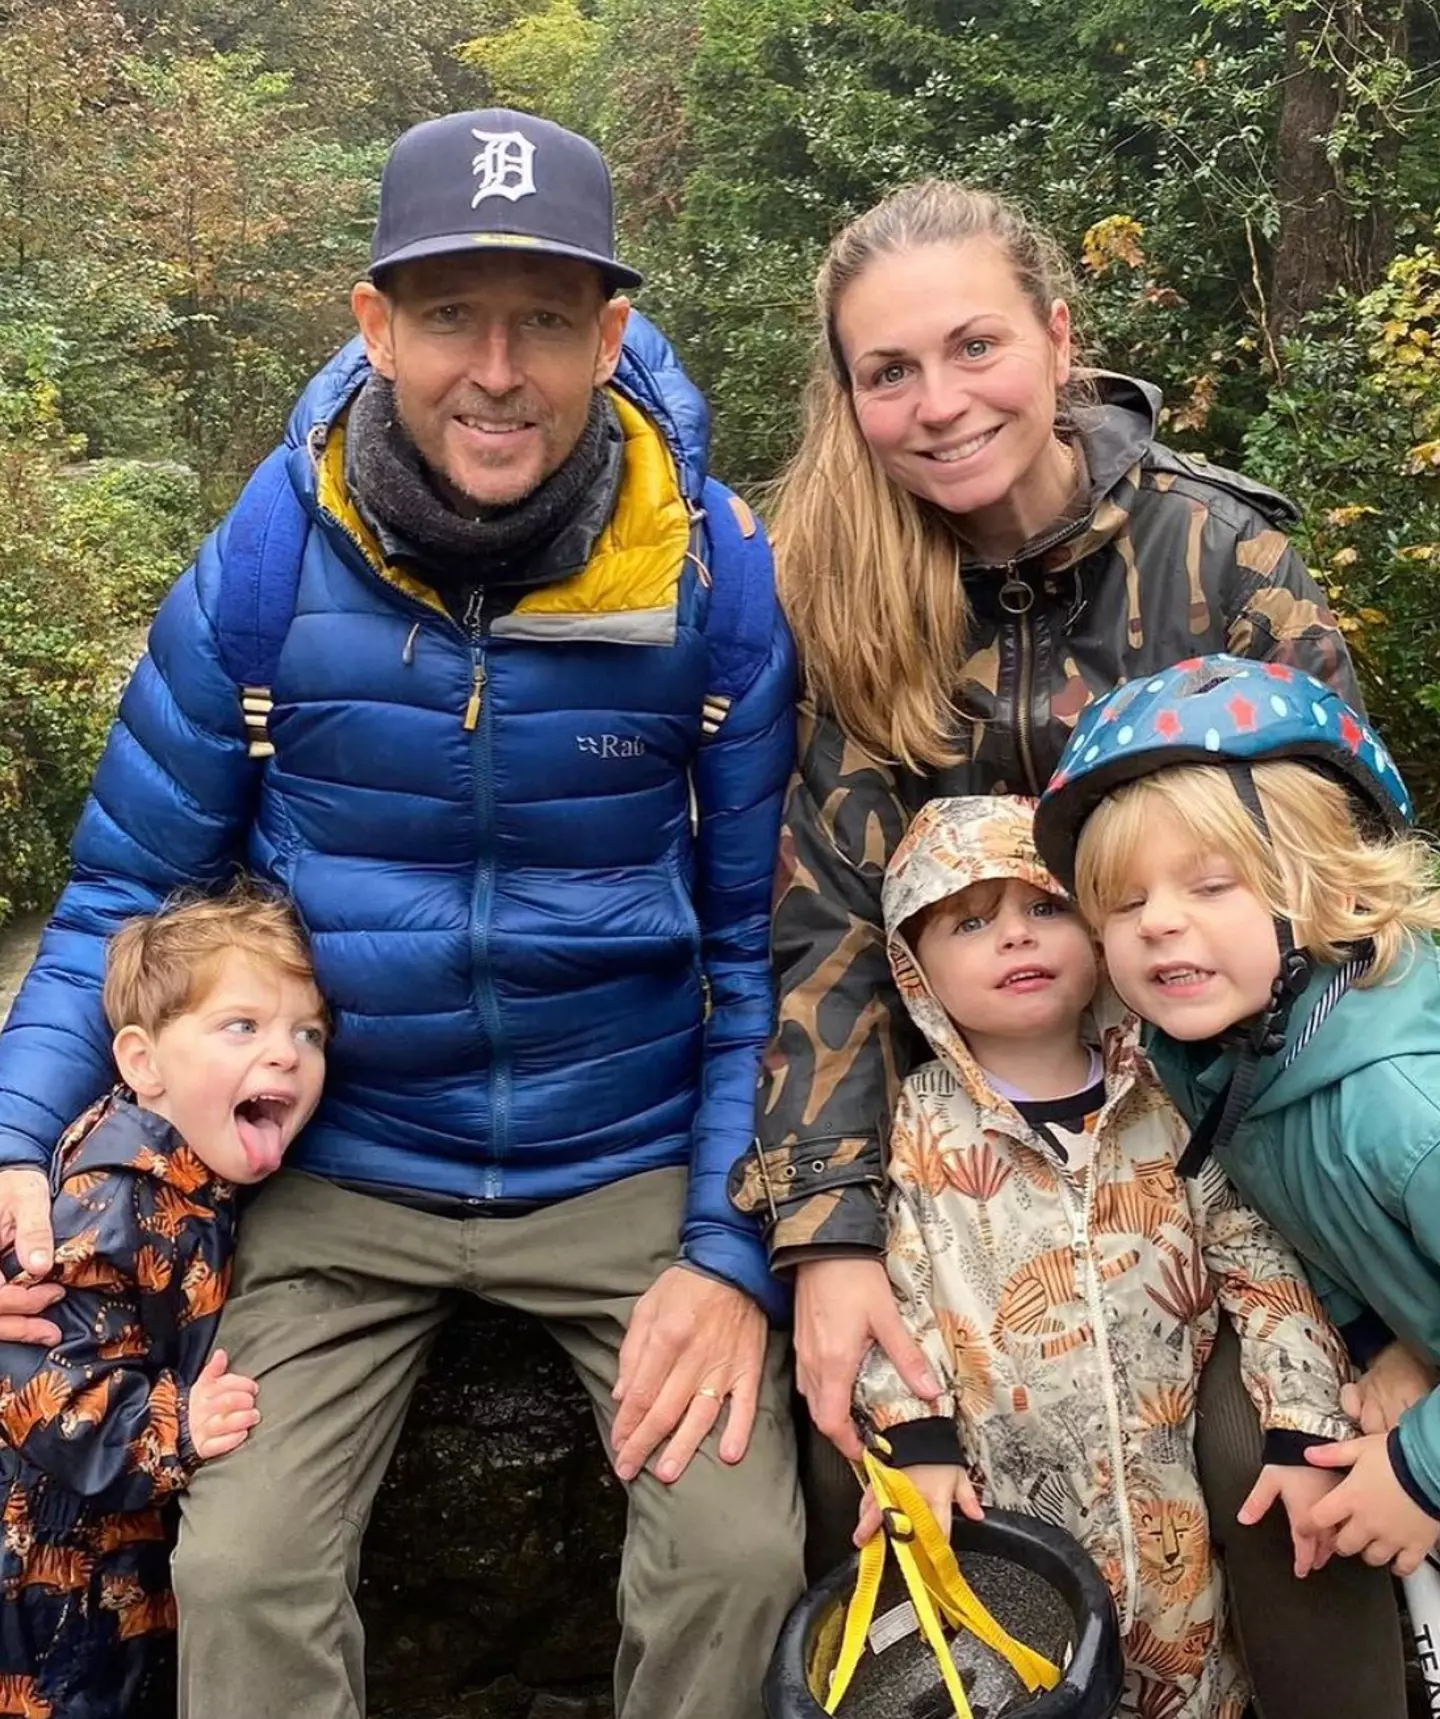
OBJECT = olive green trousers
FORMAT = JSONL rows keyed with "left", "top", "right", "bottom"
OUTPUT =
{"left": 173, "top": 1167, "right": 804, "bottom": 1719}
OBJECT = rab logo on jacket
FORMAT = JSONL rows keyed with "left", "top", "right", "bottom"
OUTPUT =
{"left": 471, "top": 131, "right": 537, "bottom": 205}
{"left": 577, "top": 734, "right": 646, "bottom": 759}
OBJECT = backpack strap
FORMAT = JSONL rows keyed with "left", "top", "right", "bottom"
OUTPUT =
{"left": 214, "top": 445, "right": 310, "bottom": 759}
{"left": 696, "top": 475, "right": 776, "bottom": 739}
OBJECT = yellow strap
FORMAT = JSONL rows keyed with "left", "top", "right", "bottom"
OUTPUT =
{"left": 823, "top": 1529, "right": 885, "bottom": 1713}
{"left": 823, "top": 1448, "right": 1062, "bottom": 1716}
{"left": 873, "top": 1458, "right": 1060, "bottom": 1693}
{"left": 891, "top": 1529, "right": 975, "bottom": 1717}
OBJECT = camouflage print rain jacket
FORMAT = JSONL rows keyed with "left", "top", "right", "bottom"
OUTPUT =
{"left": 853, "top": 798, "right": 1353, "bottom": 1719}
{"left": 729, "top": 373, "right": 1360, "bottom": 1262}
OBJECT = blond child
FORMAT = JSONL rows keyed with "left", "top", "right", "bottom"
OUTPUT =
{"left": 0, "top": 882, "right": 326, "bottom": 1718}
{"left": 1034, "top": 652, "right": 1440, "bottom": 1584}
{"left": 855, "top": 795, "right": 1354, "bottom": 1719}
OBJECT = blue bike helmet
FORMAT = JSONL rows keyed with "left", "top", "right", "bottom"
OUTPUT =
{"left": 1033, "top": 654, "right": 1411, "bottom": 896}
{"left": 1034, "top": 655, "right": 1413, "bottom": 1175}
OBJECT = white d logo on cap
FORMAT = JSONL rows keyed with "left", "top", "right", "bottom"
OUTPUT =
{"left": 471, "top": 130, "right": 537, "bottom": 205}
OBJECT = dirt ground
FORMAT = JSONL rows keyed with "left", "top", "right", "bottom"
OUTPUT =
{"left": 0, "top": 912, "right": 46, "bottom": 1027}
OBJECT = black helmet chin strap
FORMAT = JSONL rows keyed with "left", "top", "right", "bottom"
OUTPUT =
{"left": 1175, "top": 952, "right": 1310, "bottom": 1177}
{"left": 1177, "top": 765, "right": 1312, "bottom": 1177}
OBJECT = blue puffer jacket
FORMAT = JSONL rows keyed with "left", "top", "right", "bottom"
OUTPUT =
{"left": 0, "top": 320, "right": 796, "bottom": 1319}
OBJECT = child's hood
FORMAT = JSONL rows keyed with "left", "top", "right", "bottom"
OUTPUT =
{"left": 882, "top": 795, "right": 1057, "bottom": 954}
{"left": 881, "top": 796, "right": 1130, "bottom": 1087}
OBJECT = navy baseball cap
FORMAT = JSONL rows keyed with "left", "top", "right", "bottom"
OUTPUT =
{"left": 369, "top": 108, "right": 642, "bottom": 292}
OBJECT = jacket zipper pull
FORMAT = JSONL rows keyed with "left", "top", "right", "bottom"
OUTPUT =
{"left": 463, "top": 662, "right": 486, "bottom": 732}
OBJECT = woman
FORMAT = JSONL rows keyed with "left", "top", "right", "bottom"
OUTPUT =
{"left": 730, "top": 181, "right": 1409, "bottom": 1718}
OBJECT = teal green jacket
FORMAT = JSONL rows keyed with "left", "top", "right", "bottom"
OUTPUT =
{"left": 1147, "top": 941, "right": 1440, "bottom": 1508}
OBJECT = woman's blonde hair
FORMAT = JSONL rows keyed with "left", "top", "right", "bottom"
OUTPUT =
{"left": 104, "top": 879, "right": 324, "bottom": 1037}
{"left": 1075, "top": 761, "right": 1440, "bottom": 983}
{"left": 771, "top": 180, "right": 1086, "bottom": 771}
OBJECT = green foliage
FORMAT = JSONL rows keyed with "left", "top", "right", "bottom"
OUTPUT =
{"left": 0, "top": 9, "right": 215, "bottom": 922}
{"left": 458, "top": 0, "right": 603, "bottom": 130}
{"left": 0, "top": 441, "right": 203, "bottom": 924}
{"left": 0, "top": 0, "right": 1439, "bottom": 917}
{"left": 1243, "top": 242, "right": 1440, "bottom": 815}
{"left": 54, "top": 461, "right": 206, "bottom": 626}
{"left": 611, "top": 0, "right": 1440, "bottom": 818}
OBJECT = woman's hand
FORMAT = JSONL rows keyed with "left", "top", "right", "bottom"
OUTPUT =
{"left": 794, "top": 1256, "right": 941, "bottom": 1459}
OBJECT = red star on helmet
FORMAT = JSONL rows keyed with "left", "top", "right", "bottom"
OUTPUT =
{"left": 1155, "top": 710, "right": 1182, "bottom": 740}
{"left": 1340, "top": 712, "right": 1363, "bottom": 752}
{"left": 1262, "top": 663, "right": 1294, "bottom": 681}
{"left": 1175, "top": 657, "right": 1202, "bottom": 671}
{"left": 1228, "top": 695, "right": 1257, "bottom": 731}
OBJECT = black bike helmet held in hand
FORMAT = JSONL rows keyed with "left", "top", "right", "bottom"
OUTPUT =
{"left": 764, "top": 1475, "right": 1122, "bottom": 1719}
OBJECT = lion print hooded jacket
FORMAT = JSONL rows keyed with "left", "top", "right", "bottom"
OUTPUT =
{"left": 729, "top": 375, "right": 1359, "bottom": 1263}
{"left": 854, "top": 798, "right": 1354, "bottom": 1719}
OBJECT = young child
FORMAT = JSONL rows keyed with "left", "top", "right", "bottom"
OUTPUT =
{"left": 854, "top": 795, "right": 1355, "bottom": 1719}
{"left": 0, "top": 882, "right": 327, "bottom": 1718}
{"left": 1034, "top": 652, "right": 1440, "bottom": 1584}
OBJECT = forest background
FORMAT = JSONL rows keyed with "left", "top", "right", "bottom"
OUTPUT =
{"left": 0, "top": 0, "right": 1437, "bottom": 925}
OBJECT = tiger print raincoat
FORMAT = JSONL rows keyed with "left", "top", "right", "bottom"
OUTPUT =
{"left": 0, "top": 1090, "right": 235, "bottom": 1718}
{"left": 854, "top": 798, "right": 1355, "bottom": 1719}
{"left": 728, "top": 374, "right": 1359, "bottom": 1264}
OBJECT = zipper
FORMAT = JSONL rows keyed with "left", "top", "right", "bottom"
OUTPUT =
{"left": 1014, "top": 601, "right": 1039, "bottom": 794}
{"left": 466, "top": 618, "right": 508, "bottom": 1202}
{"left": 305, "top": 427, "right": 508, "bottom": 1201}
{"left": 682, "top": 773, "right": 707, "bottom": 1019}
{"left": 976, "top": 493, "right": 1096, "bottom": 796}
{"left": 665, "top": 852, "right": 709, "bottom": 1022}
{"left": 463, "top": 661, "right": 486, "bottom": 731}
{"left": 1060, "top": 1171, "right": 1139, "bottom": 1628}
{"left": 997, "top": 560, "right": 1041, "bottom": 797}
{"left": 461, "top": 591, "right": 486, "bottom": 729}
{"left": 969, "top": 482, "right": 1096, "bottom": 577}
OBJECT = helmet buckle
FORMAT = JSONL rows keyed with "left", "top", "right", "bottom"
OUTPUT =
{"left": 880, "top": 1506, "right": 916, "bottom": 1543}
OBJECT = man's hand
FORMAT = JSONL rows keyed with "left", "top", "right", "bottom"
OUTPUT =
{"left": 1341, "top": 1342, "right": 1437, "bottom": 1435}
{"left": 187, "top": 1349, "right": 260, "bottom": 1461}
{"left": 854, "top": 1461, "right": 983, "bottom": 1548}
{"left": 1306, "top": 1433, "right": 1440, "bottom": 1577}
{"left": 794, "top": 1257, "right": 940, "bottom": 1460}
{"left": 611, "top": 1266, "right": 766, "bottom": 1485}
{"left": 1237, "top": 1462, "right": 1342, "bottom": 1576}
{"left": 0, "top": 1167, "right": 54, "bottom": 1278}
{"left": 0, "top": 1167, "right": 61, "bottom": 1344}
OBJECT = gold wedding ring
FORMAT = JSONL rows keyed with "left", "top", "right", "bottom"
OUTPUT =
{"left": 696, "top": 1385, "right": 722, "bottom": 1400}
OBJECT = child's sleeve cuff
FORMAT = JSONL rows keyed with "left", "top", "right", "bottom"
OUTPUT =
{"left": 177, "top": 1387, "right": 203, "bottom": 1474}
{"left": 884, "top": 1416, "right": 965, "bottom": 1467}
{"left": 1388, "top": 1426, "right": 1440, "bottom": 1521}
{"left": 1262, "top": 1428, "right": 1331, "bottom": 1467}
{"left": 1340, "top": 1309, "right": 1397, "bottom": 1370}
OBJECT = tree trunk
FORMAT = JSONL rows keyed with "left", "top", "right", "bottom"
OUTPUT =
{"left": 1269, "top": 0, "right": 1410, "bottom": 338}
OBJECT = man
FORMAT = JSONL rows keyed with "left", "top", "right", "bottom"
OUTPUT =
{"left": 0, "top": 109, "right": 803, "bottom": 1718}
